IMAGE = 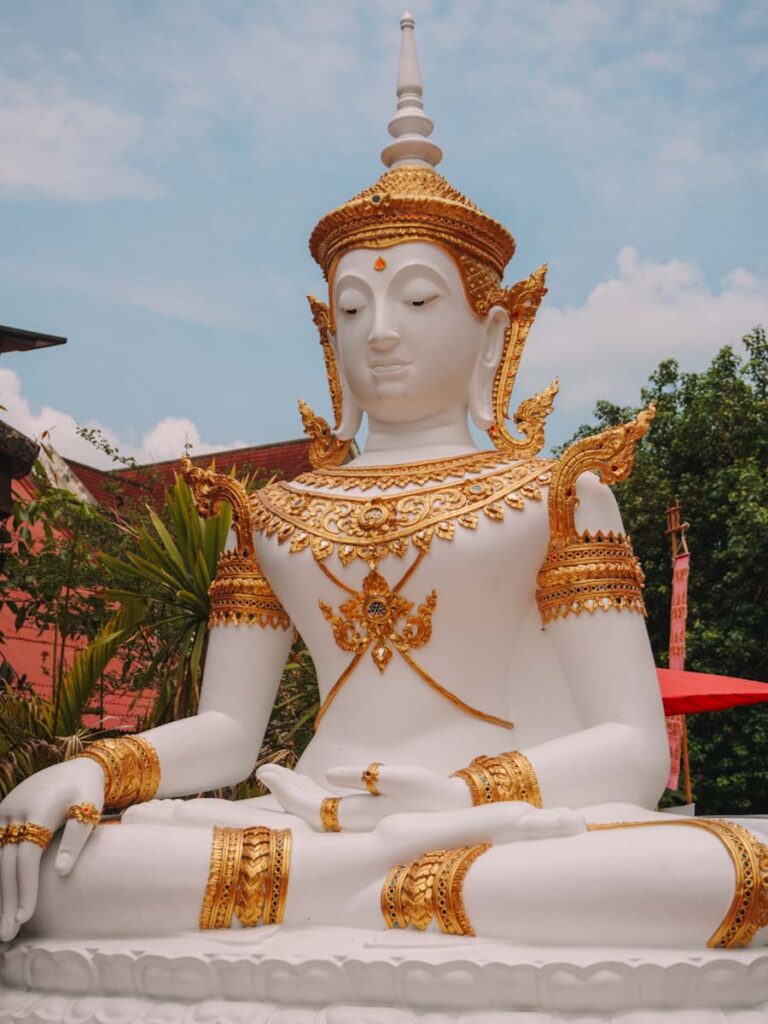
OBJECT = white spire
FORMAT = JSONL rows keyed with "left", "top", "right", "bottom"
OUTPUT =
{"left": 381, "top": 12, "right": 443, "bottom": 170}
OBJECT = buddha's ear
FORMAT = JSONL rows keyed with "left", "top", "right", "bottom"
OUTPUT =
{"left": 328, "top": 328, "right": 364, "bottom": 441}
{"left": 469, "top": 304, "right": 508, "bottom": 430}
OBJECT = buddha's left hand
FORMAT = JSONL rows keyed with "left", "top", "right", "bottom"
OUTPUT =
{"left": 257, "top": 763, "right": 475, "bottom": 831}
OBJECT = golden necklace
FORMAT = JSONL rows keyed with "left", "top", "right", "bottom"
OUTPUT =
{"left": 295, "top": 448, "right": 520, "bottom": 492}
{"left": 251, "top": 458, "right": 551, "bottom": 732}
{"left": 252, "top": 458, "right": 552, "bottom": 565}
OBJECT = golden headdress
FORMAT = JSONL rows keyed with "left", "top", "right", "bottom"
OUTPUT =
{"left": 302, "top": 13, "right": 556, "bottom": 467}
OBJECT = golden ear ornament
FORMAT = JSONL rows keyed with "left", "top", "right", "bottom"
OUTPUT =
{"left": 482, "top": 265, "right": 556, "bottom": 459}
{"left": 300, "top": 295, "right": 352, "bottom": 470}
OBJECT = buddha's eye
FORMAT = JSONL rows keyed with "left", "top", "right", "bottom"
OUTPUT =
{"left": 342, "top": 307, "right": 359, "bottom": 316}
{"left": 406, "top": 294, "right": 438, "bottom": 309}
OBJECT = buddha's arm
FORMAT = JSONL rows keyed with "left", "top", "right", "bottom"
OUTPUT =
{"left": 518, "top": 434, "right": 669, "bottom": 810}
{"left": 131, "top": 617, "right": 293, "bottom": 797}
{"left": 76, "top": 496, "right": 294, "bottom": 805}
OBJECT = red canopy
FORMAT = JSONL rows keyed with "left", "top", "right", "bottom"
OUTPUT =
{"left": 658, "top": 668, "right": 768, "bottom": 715}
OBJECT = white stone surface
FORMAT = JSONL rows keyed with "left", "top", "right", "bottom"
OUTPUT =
{"left": 3, "top": 928, "right": 768, "bottom": 1023}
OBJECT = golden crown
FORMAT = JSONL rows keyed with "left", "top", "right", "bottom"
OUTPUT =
{"left": 309, "top": 165, "right": 516, "bottom": 304}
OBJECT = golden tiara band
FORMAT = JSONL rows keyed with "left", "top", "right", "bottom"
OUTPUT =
{"left": 362, "top": 762, "right": 383, "bottom": 796}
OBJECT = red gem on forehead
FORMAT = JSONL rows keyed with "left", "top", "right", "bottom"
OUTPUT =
{"left": 374, "top": 256, "right": 387, "bottom": 271}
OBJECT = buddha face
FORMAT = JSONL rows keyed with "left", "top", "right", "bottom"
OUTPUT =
{"left": 330, "top": 242, "right": 507, "bottom": 432}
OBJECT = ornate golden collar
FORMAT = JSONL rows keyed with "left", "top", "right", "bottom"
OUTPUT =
{"left": 294, "top": 449, "right": 519, "bottom": 492}
{"left": 252, "top": 458, "right": 553, "bottom": 564}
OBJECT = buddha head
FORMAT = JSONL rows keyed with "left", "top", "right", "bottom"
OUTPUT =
{"left": 303, "top": 13, "right": 552, "bottom": 465}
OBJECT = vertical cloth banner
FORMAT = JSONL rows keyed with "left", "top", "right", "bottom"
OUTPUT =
{"left": 666, "top": 552, "right": 691, "bottom": 790}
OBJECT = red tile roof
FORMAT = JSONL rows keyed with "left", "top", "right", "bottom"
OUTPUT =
{"left": 67, "top": 438, "right": 311, "bottom": 510}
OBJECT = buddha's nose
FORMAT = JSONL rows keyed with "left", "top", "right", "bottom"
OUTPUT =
{"left": 367, "top": 310, "right": 400, "bottom": 351}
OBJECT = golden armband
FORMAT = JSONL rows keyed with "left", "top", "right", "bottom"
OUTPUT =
{"left": 381, "top": 844, "right": 491, "bottom": 936}
{"left": 77, "top": 735, "right": 161, "bottom": 811}
{"left": 209, "top": 552, "right": 290, "bottom": 630}
{"left": 454, "top": 750, "right": 542, "bottom": 808}
{"left": 200, "top": 825, "right": 292, "bottom": 929}
{"left": 536, "top": 530, "right": 646, "bottom": 623}
{"left": 536, "top": 408, "right": 655, "bottom": 624}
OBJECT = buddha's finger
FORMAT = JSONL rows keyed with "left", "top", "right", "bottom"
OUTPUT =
{"left": 54, "top": 818, "right": 93, "bottom": 876}
{"left": 16, "top": 841, "right": 42, "bottom": 924}
{"left": 0, "top": 840, "right": 19, "bottom": 941}
{"left": 326, "top": 765, "right": 427, "bottom": 795}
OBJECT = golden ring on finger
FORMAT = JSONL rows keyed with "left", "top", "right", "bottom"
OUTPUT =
{"left": 320, "top": 796, "right": 342, "bottom": 832}
{"left": 66, "top": 803, "right": 101, "bottom": 827}
{"left": 0, "top": 825, "right": 6, "bottom": 847}
{"left": 3, "top": 823, "right": 53, "bottom": 849}
{"left": 362, "top": 762, "right": 383, "bottom": 796}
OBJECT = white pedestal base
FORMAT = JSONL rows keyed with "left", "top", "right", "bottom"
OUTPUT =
{"left": 2, "top": 928, "right": 768, "bottom": 1023}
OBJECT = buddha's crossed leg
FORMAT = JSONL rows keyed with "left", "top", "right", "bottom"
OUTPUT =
{"left": 26, "top": 804, "right": 768, "bottom": 948}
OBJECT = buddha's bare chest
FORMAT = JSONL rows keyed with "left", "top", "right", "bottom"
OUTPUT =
{"left": 253, "top": 458, "right": 553, "bottom": 677}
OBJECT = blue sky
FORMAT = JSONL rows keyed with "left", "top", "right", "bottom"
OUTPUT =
{"left": 1, "top": 0, "right": 766, "bottom": 466}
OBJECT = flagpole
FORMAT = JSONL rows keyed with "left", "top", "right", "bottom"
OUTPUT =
{"left": 665, "top": 498, "right": 692, "bottom": 805}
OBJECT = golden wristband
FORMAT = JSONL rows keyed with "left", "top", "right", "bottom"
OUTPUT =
{"left": 320, "top": 796, "right": 342, "bottom": 832}
{"left": 77, "top": 735, "right": 161, "bottom": 811}
{"left": 454, "top": 750, "right": 542, "bottom": 808}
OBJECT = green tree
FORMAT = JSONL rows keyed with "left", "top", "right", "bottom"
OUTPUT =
{"left": 562, "top": 327, "right": 768, "bottom": 812}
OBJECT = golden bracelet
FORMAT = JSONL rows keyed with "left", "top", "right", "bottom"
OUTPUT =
{"left": 587, "top": 818, "right": 768, "bottom": 949}
{"left": 209, "top": 552, "right": 290, "bottom": 631}
{"left": 454, "top": 751, "right": 542, "bottom": 808}
{"left": 381, "top": 844, "right": 491, "bottom": 936}
{"left": 320, "top": 796, "right": 342, "bottom": 832}
{"left": 199, "top": 826, "right": 244, "bottom": 929}
{"left": 77, "top": 735, "right": 161, "bottom": 811}
{"left": 65, "top": 803, "right": 101, "bottom": 827}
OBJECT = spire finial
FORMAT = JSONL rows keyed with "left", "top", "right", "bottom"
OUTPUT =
{"left": 381, "top": 12, "right": 443, "bottom": 170}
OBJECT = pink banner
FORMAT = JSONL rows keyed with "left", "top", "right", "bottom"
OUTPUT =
{"left": 666, "top": 553, "right": 691, "bottom": 790}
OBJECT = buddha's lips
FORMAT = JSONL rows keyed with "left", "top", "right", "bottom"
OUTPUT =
{"left": 369, "top": 360, "right": 411, "bottom": 374}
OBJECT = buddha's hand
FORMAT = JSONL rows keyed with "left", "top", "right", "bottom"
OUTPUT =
{"left": 258, "top": 762, "right": 476, "bottom": 832}
{"left": 0, "top": 758, "right": 105, "bottom": 941}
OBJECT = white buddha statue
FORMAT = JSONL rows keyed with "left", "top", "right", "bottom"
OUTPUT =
{"left": 1, "top": 12, "right": 766, "bottom": 991}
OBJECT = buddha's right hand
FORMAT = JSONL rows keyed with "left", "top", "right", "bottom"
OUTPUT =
{"left": 0, "top": 757, "right": 105, "bottom": 941}
{"left": 259, "top": 763, "right": 476, "bottom": 832}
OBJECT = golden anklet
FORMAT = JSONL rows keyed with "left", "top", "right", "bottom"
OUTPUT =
{"left": 201, "top": 825, "right": 292, "bottom": 929}
{"left": 587, "top": 817, "right": 768, "bottom": 948}
{"left": 381, "top": 844, "right": 491, "bottom": 936}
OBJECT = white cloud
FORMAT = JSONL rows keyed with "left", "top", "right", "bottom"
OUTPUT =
{"left": 0, "top": 72, "right": 158, "bottom": 201}
{"left": 0, "top": 367, "right": 247, "bottom": 468}
{"left": 518, "top": 248, "right": 768, "bottom": 414}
